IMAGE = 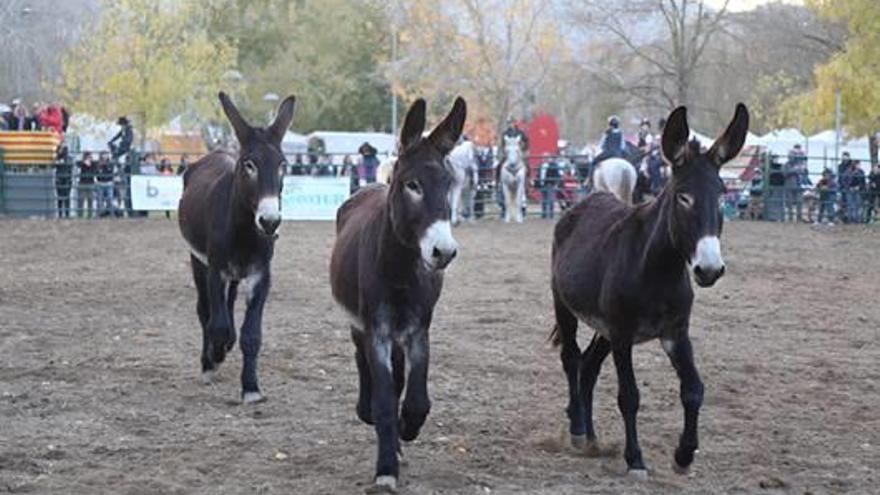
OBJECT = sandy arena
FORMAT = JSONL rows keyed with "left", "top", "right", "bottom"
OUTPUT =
{"left": 1, "top": 218, "right": 878, "bottom": 494}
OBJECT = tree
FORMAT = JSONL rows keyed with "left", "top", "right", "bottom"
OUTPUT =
{"left": 568, "top": 0, "right": 733, "bottom": 111}
{"left": 202, "top": 0, "right": 394, "bottom": 132}
{"left": 56, "top": 0, "right": 236, "bottom": 140}
{"left": 780, "top": 0, "right": 880, "bottom": 133}
{"left": 393, "top": 0, "right": 562, "bottom": 130}
{"left": 0, "top": 0, "right": 100, "bottom": 103}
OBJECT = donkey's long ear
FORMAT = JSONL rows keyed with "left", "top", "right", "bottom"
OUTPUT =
{"left": 219, "top": 92, "right": 253, "bottom": 145}
{"left": 708, "top": 103, "right": 749, "bottom": 166}
{"left": 268, "top": 95, "right": 296, "bottom": 146}
{"left": 428, "top": 97, "right": 467, "bottom": 155}
{"left": 400, "top": 98, "right": 427, "bottom": 151}
{"left": 661, "top": 106, "right": 689, "bottom": 167}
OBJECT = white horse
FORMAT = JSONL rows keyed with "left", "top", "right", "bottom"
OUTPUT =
{"left": 376, "top": 153, "right": 397, "bottom": 185}
{"left": 499, "top": 134, "right": 527, "bottom": 223}
{"left": 592, "top": 157, "right": 637, "bottom": 205}
{"left": 447, "top": 140, "right": 479, "bottom": 225}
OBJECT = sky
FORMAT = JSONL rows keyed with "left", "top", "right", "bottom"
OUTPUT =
{"left": 705, "top": 0, "right": 803, "bottom": 11}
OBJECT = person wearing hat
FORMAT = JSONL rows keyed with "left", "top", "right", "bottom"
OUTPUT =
{"left": 109, "top": 116, "right": 133, "bottom": 160}
{"left": 592, "top": 115, "right": 627, "bottom": 168}
{"left": 358, "top": 141, "right": 379, "bottom": 185}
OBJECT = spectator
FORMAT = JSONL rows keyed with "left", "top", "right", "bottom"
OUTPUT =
{"left": 290, "top": 153, "right": 305, "bottom": 176}
{"left": 158, "top": 157, "right": 175, "bottom": 175}
{"left": 538, "top": 153, "right": 560, "bottom": 219}
{"left": 109, "top": 116, "right": 134, "bottom": 160}
{"left": 747, "top": 169, "right": 764, "bottom": 220}
{"left": 783, "top": 144, "right": 807, "bottom": 222}
{"left": 55, "top": 146, "right": 72, "bottom": 218}
{"left": 96, "top": 152, "right": 116, "bottom": 217}
{"left": 177, "top": 154, "right": 189, "bottom": 175}
{"left": 816, "top": 168, "right": 837, "bottom": 225}
{"left": 38, "top": 103, "right": 65, "bottom": 139}
{"left": 646, "top": 146, "right": 665, "bottom": 195}
{"left": 844, "top": 161, "right": 865, "bottom": 224}
{"left": 766, "top": 155, "right": 786, "bottom": 221}
{"left": 636, "top": 118, "right": 654, "bottom": 155}
{"left": 8, "top": 103, "right": 37, "bottom": 131}
{"left": 140, "top": 153, "right": 158, "bottom": 175}
{"left": 358, "top": 142, "right": 379, "bottom": 185}
{"left": 77, "top": 152, "right": 98, "bottom": 218}
{"left": 865, "top": 163, "right": 880, "bottom": 223}
{"left": 836, "top": 152, "right": 853, "bottom": 219}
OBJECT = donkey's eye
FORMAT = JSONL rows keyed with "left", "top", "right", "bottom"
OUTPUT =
{"left": 405, "top": 179, "right": 423, "bottom": 195}
{"left": 243, "top": 160, "right": 257, "bottom": 176}
{"left": 677, "top": 193, "right": 695, "bottom": 209}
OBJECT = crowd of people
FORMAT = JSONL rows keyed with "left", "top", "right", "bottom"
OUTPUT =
{"left": 1, "top": 98, "right": 69, "bottom": 138}
{"left": 745, "top": 147, "right": 880, "bottom": 225}
{"left": 4, "top": 98, "right": 880, "bottom": 225}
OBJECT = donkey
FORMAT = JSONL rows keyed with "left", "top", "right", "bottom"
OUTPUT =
{"left": 499, "top": 134, "right": 527, "bottom": 223}
{"left": 178, "top": 91, "right": 296, "bottom": 404}
{"left": 447, "top": 138, "right": 479, "bottom": 225}
{"left": 550, "top": 104, "right": 749, "bottom": 478}
{"left": 592, "top": 157, "right": 637, "bottom": 205}
{"left": 330, "top": 97, "right": 466, "bottom": 493}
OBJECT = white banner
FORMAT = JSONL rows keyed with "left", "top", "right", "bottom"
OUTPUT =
{"left": 130, "top": 175, "right": 183, "bottom": 211}
{"left": 129, "top": 174, "right": 351, "bottom": 220}
{"left": 281, "top": 176, "right": 350, "bottom": 220}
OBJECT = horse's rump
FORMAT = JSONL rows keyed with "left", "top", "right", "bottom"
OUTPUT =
{"left": 594, "top": 158, "right": 637, "bottom": 205}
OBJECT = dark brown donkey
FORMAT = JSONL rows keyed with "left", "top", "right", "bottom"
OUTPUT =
{"left": 178, "top": 91, "right": 295, "bottom": 403}
{"left": 330, "top": 97, "right": 466, "bottom": 493}
{"left": 550, "top": 104, "right": 749, "bottom": 478}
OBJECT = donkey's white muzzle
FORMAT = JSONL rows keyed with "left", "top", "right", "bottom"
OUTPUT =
{"left": 692, "top": 236, "right": 725, "bottom": 287}
{"left": 255, "top": 196, "right": 282, "bottom": 237}
{"left": 420, "top": 220, "right": 458, "bottom": 271}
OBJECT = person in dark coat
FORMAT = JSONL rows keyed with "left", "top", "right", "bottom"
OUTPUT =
{"left": 358, "top": 142, "right": 379, "bottom": 185}
{"left": 77, "top": 152, "right": 98, "bottom": 218}
{"left": 55, "top": 146, "right": 73, "bottom": 218}
{"left": 108, "top": 116, "right": 134, "bottom": 160}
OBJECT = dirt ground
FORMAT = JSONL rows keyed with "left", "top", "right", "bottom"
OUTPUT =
{"left": 1, "top": 217, "right": 878, "bottom": 494}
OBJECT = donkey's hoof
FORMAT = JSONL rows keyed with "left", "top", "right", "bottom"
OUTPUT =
{"left": 672, "top": 461, "right": 690, "bottom": 475}
{"left": 201, "top": 368, "right": 219, "bottom": 385}
{"left": 242, "top": 391, "right": 266, "bottom": 404}
{"left": 366, "top": 476, "right": 397, "bottom": 493}
{"left": 582, "top": 438, "right": 605, "bottom": 458}
{"left": 570, "top": 434, "right": 587, "bottom": 450}
{"left": 627, "top": 468, "right": 649, "bottom": 480}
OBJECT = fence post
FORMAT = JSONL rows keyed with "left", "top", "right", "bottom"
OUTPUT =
{"left": 761, "top": 152, "right": 771, "bottom": 221}
{"left": 0, "top": 149, "right": 5, "bottom": 215}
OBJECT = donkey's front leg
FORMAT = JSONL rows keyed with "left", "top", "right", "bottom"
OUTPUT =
{"left": 368, "top": 320, "right": 400, "bottom": 492}
{"left": 612, "top": 343, "right": 647, "bottom": 477}
{"left": 205, "top": 267, "right": 232, "bottom": 366}
{"left": 400, "top": 328, "right": 430, "bottom": 442}
{"left": 662, "top": 336, "right": 704, "bottom": 474}
{"left": 239, "top": 271, "right": 270, "bottom": 404}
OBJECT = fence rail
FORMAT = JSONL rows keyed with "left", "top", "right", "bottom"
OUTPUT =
{"left": 1, "top": 150, "right": 878, "bottom": 224}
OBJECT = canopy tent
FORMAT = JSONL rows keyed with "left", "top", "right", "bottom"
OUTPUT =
{"left": 307, "top": 131, "right": 396, "bottom": 156}
{"left": 66, "top": 114, "right": 120, "bottom": 154}
{"left": 282, "top": 131, "right": 308, "bottom": 157}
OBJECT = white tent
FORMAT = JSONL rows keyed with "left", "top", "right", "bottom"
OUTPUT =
{"left": 689, "top": 130, "right": 715, "bottom": 148}
{"left": 282, "top": 131, "right": 308, "bottom": 157}
{"left": 308, "top": 131, "right": 396, "bottom": 157}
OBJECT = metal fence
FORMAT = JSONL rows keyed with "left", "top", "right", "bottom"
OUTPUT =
{"left": 1, "top": 149, "right": 878, "bottom": 224}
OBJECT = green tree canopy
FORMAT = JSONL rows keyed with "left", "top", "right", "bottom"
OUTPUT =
{"left": 781, "top": 0, "right": 880, "bottom": 136}
{"left": 57, "top": 0, "right": 237, "bottom": 137}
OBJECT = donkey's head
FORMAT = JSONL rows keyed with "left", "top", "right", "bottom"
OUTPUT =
{"left": 662, "top": 103, "right": 749, "bottom": 288}
{"left": 388, "top": 97, "right": 467, "bottom": 271}
{"left": 219, "top": 91, "right": 296, "bottom": 238}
